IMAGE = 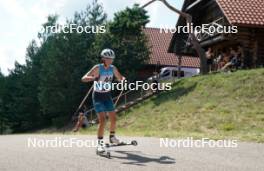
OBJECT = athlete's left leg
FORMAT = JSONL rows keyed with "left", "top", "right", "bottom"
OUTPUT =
{"left": 108, "top": 111, "right": 116, "bottom": 133}
{"left": 108, "top": 111, "right": 121, "bottom": 144}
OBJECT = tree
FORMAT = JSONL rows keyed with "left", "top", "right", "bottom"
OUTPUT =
{"left": 3, "top": 61, "right": 42, "bottom": 132}
{"left": 24, "top": 41, "right": 43, "bottom": 128}
{"left": 142, "top": 0, "right": 208, "bottom": 74}
{"left": 0, "top": 69, "right": 6, "bottom": 134}
{"left": 88, "top": 0, "right": 107, "bottom": 25}
{"left": 2, "top": 40, "right": 44, "bottom": 132}
{"left": 38, "top": 1, "right": 107, "bottom": 127}
{"left": 38, "top": 14, "right": 59, "bottom": 43}
{"left": 1, "top": 1, "right": 152, "bottom": 131}
{"left": 107, "top": 4, "right": 150, "bottom": 80}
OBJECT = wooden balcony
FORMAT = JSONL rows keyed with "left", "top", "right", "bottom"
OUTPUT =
{"left": 195, "top": 17, "right": 226, "bottom": 43}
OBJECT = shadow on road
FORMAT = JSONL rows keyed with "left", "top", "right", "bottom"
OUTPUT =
{"left": 111, "top": 150, "right": 175, "bottom": 166}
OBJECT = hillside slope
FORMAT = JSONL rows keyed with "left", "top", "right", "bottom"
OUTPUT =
{"left": 111, "top": 69, "right": 264, "bottom": 142}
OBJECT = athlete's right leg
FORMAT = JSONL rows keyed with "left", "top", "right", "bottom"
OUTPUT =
{"left": 97, "top": 112, "right": 106, "bottom": 152}
{"left": 97, "top": 112, "right": 106, "bottom": 138}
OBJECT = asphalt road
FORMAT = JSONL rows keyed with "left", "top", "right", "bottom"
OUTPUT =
{"left": 0, "top": 135, "right": 263, "bottom": 171}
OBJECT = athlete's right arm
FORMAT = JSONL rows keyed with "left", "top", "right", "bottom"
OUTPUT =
{"left": 81, "top": 65, "right": 99, "bottom": 82}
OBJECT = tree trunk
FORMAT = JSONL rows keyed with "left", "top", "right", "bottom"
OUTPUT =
{"left": 177, "top": 55, "right": 182, "bottom": 79}
{"left": 142, "top": 0, "right": 208, "bottom": 74}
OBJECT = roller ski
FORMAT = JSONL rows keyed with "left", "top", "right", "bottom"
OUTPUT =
{"left": 105, "top": 136, "right": 138, "bottom": 148}
{"left": 96, "top": 140, "right": 111, "bottom": 159}
{"left": 96, "top": 137, "right": 138, "bottom": 159}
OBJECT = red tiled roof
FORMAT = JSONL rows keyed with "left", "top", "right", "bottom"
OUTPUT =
{"left": 143, "top": 27, "right": 200, "bottom": 68}
{"left": 217, "top": 0, "right": 264, "bottom": 27}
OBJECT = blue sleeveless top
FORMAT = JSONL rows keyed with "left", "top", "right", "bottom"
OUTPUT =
{"left": 94, "top": 64, "right": 114, "bottom": 92}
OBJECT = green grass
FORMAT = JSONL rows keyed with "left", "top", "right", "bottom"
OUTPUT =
{"left": 80, "top": 69, "right": 264, "bottom": 142}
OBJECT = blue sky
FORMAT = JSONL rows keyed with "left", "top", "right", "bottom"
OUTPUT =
{"left": 0, "top": 0, "right": 184, "bottom": 75}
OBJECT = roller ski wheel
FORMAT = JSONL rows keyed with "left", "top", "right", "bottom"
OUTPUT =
{"left": 131, "top": 140, "right": 138, "bottom": 146}
{"left": 106, "top": 140, "right": 138, "bottom": 147}
{"left": 96, "top": 150, "right": 111, "bottom": 159}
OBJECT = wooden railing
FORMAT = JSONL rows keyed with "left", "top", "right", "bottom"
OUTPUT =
{"left": 194, "top": 17, "right": 225, "bottom": 42}
{"left": 74, "top": 86, "right": 156, "bottom": 125}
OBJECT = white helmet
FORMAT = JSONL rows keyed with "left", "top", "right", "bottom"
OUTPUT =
{"left": 100, "top": 48, "right": 115, "bottom": 59}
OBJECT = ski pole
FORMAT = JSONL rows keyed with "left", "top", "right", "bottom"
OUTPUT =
{"left": 63, "top": 83, "right": 94, "bottom": 134}
{"left": 114, "top": 78, "right": 127, "bottom": 106}
{"left": 115, "top": 89, "right": 124, "bottom": 106}
{"left": 73, "top": 83, "right": 94, "bottom": 119}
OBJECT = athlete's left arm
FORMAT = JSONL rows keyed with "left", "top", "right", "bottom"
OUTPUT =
{"left": 113, "top": 66, "right": 125, "bottom": 81}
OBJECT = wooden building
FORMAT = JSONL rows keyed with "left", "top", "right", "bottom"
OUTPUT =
{"left": 138, "top": 27, "right": 200, "bottom": 80}
{"left": 168, "top": 0, "right": 264, "bottom": 68}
